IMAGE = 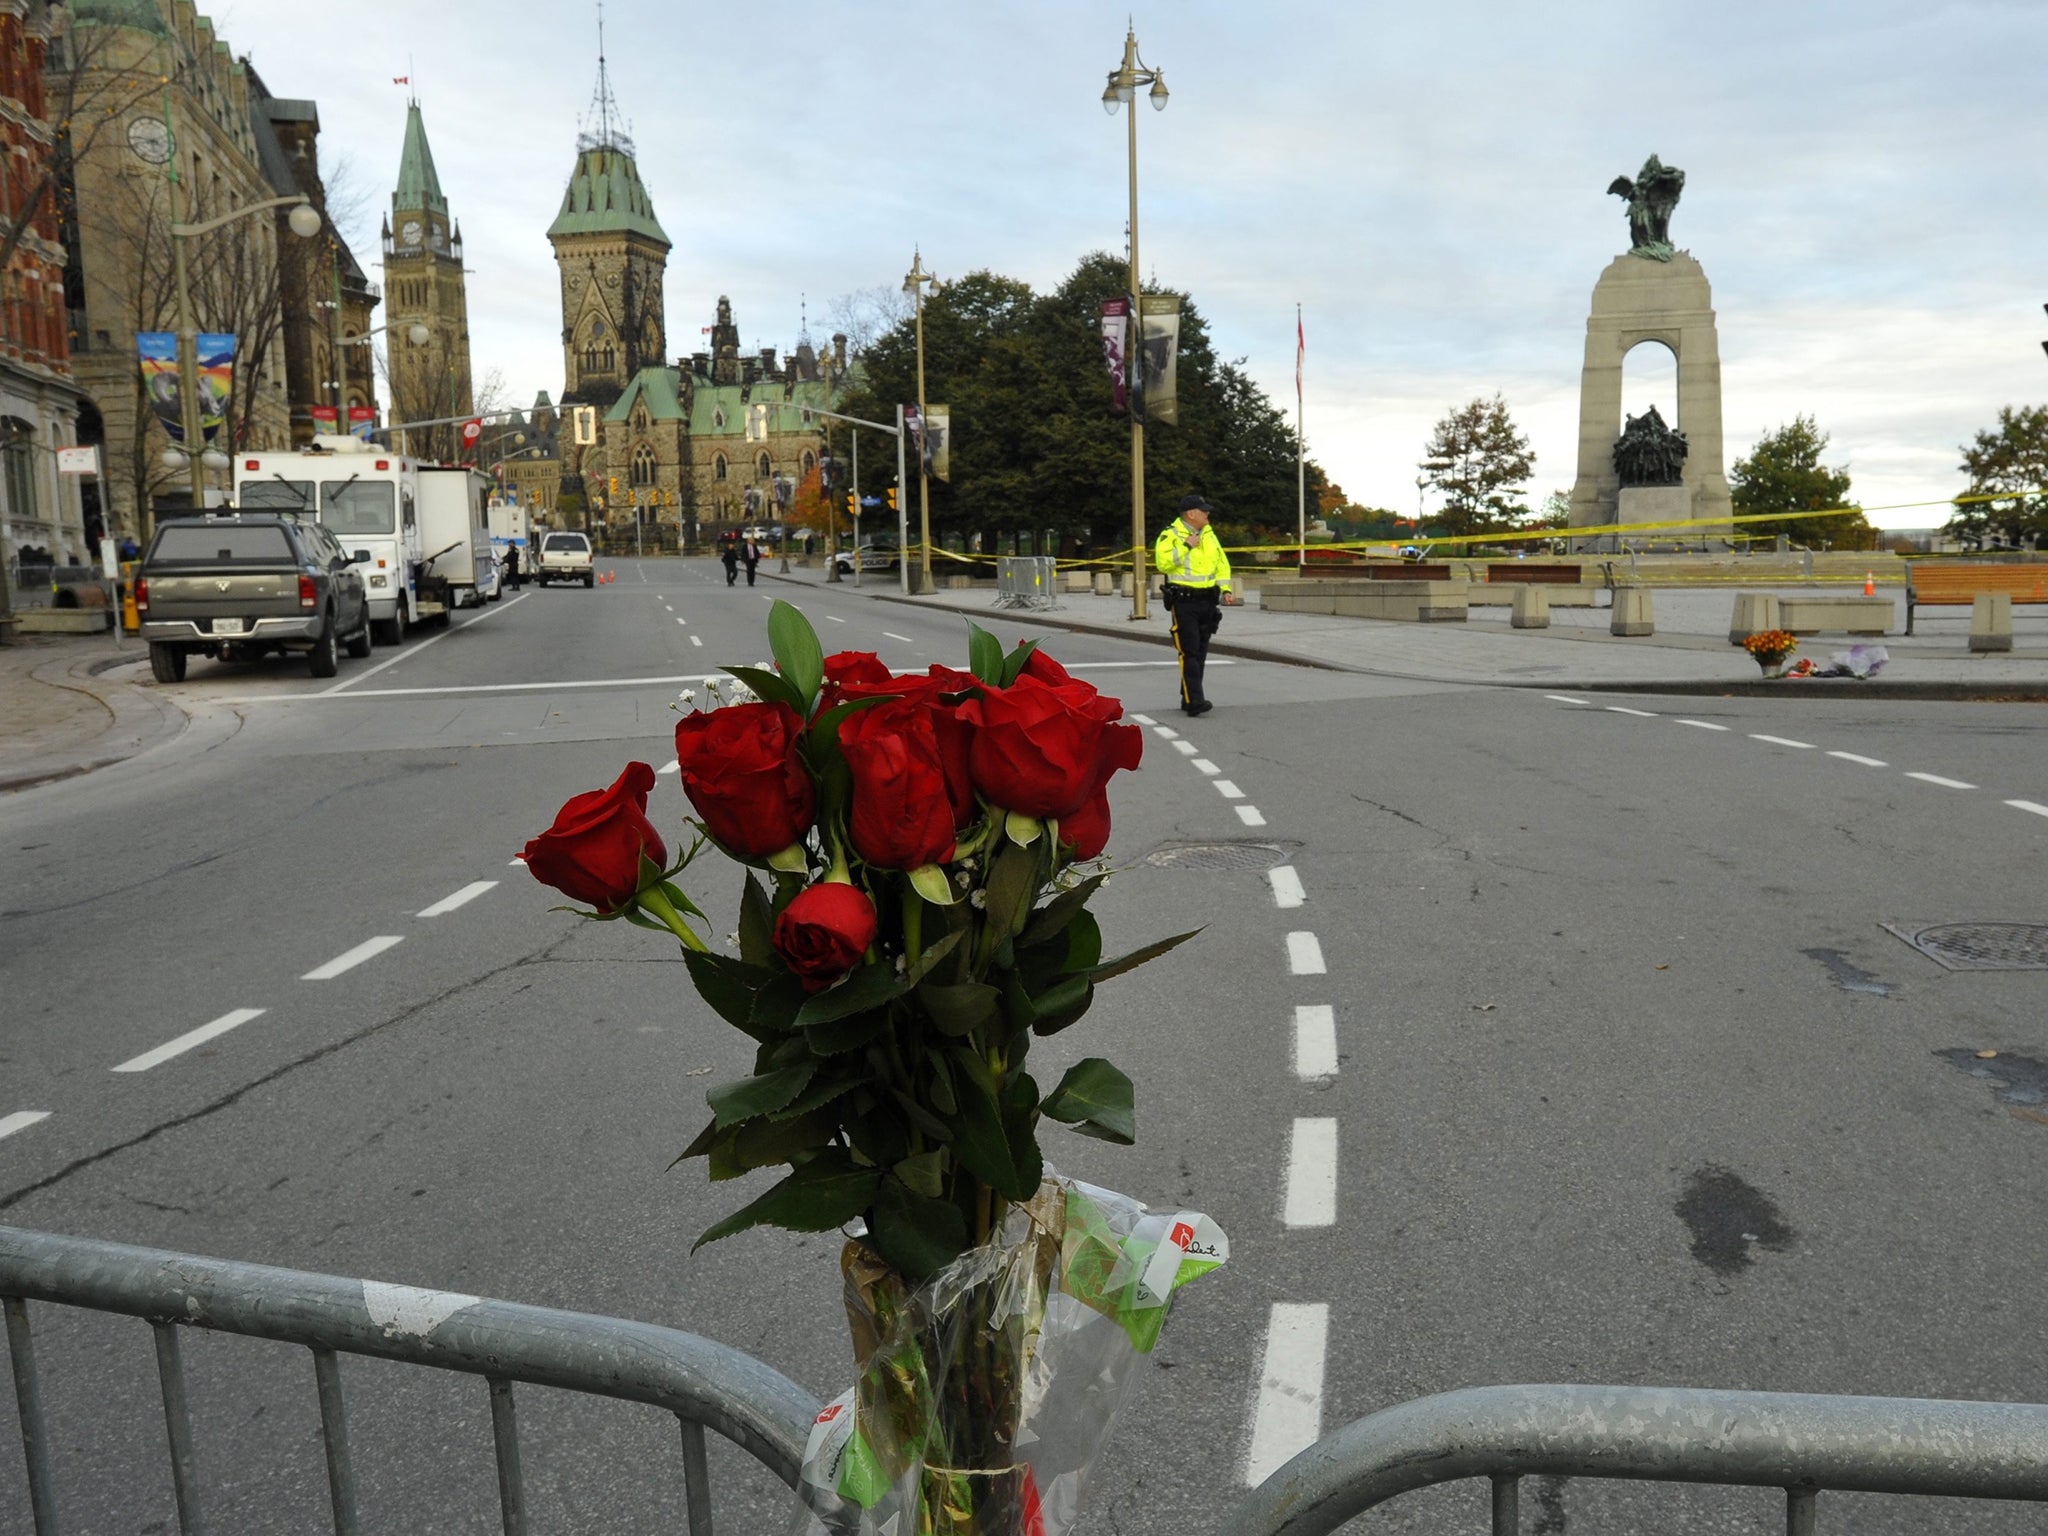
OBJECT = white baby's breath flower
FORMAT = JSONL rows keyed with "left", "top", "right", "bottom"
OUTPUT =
{"left": 953, "top": 870, "right": 972, "bottom": 890}
{"left": 893, "top": 954, "right": 909, "bottom": 976}
{"left": 678, "top": 688, "right": 696, "bottom": 705}
{"left": 969, "top": 889, "right": 988, "bottom": 910}
{"left": 724, "top": 931, "right": 740, "bottom": 949}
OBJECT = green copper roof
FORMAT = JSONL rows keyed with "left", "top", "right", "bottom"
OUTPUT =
{"left": 72, "top": 0, "right": 169, "bottom": 35}
{"left": 607, "top": 368, "right": 685, "bottom": 424}
{"left": 394, "top": 104, "right": 446, "bottom": 217}
{"left": 688, "top": 378, "right": 835, "bottom": 437}
{"left": 547, "top": 146, "right": 668, "bottom": 246}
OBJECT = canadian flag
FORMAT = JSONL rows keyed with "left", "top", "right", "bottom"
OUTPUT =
{"left": 459, "top": 418, "right": 483, "bottom": 451}
{"left": 393, "top": 75, "right": 409, "bottom": 84}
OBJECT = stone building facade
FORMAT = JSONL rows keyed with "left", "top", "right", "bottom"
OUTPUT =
{"left": 0, "top": 0, "right": 86, "bottom": 580}
{"left": 380, "top": 102, "right": 472, "bottom": 462}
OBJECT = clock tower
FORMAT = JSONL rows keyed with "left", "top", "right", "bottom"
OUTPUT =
{"left": 381, "top": 101, "right": 473, "bottom": 454}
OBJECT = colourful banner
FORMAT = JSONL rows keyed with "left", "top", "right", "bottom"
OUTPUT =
{"left": 310, "top": 404, "right": 339, "bottom": 430}
{"left": 1100, "top": 297, "right": 1131, "bottom": 414}
{"left": 925, "top": 405, "right": 950, "bottom": 483}
{"left": 348, "top": 405, "right": 376, "bottom": 440}
{"left": 1139, "top": 295, "right": 1181, "bottom": 427}
{"left": 137, "top": 331, "right": 236, "bottom": 445}
{"left": 196, "top": 332, "right": 234, "bottom": 443}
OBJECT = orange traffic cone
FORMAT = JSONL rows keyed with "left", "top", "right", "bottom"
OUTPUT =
{"left": 1863, "top": 571, "right": 1875, "bottom": 596}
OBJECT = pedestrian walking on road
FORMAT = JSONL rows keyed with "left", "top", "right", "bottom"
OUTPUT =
{"left": 721, "top": 535, "right": 739, "bottom": 587}
{"left": 741, "top": 535, "right": 761, "bottom": 587}
{"left": 1153, "top": 493, "right": 1234, "bottom": 717}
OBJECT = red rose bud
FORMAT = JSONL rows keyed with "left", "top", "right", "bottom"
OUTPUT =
{"left": 521, "top": 762, "right": 666, "bottom": 913}
{"left": 823, "top": 650, "right": 894, "bottom": 687}
{"left": 961, "top": 674, "right": 1107, "bottom": 820}
{"left": 841, "top": 698, "right": 958, "bottom": 870}
{"left": 673, "top": 702, "right": 816, "bottom": 858}
{"left": 1059, "top": 721, "right": 1143, "bottom": 861}
{"left": 773, "top": 881, "right": 878, "bottom": 991}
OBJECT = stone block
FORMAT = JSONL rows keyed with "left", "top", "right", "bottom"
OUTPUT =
{"left": 1511, "top": 585, "right": 1550, "bottom": 629}
{"left": 1611, "top": 585, "right": 1654, "bottom": 636}
{"left": 15, "top": 608, "right": 111, "bottom": 634}
{"left": 1778, "top": 595, "right": 1890, "bottom": 636}
{"left": 1093, "top": 571, "right": 1115, "bottom": 596}
{"left": 1970, "top": 592, "right": 2014, "bottom": 653}
{"left": 1729, "top": 591, "right": 1781, "bottom": 644}
{"left": 1065, "top": 571, "right": 1093, "bottom": 593}
{"left": 943, "top": 575, "right": 975, "bottom": 590}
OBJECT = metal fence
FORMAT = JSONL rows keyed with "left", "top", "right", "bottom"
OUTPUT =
{"left": 1217, "top": 1383, "right": 2048, "bottom": 1535}
{"left": 0, "top": 1225, "right": 819, "bottom": 1536}
{"left": 4, "top": 560, "right": 111, "bottom": 612}
{"left": 994, "top": 555, "right": 1059, "bottom": 610}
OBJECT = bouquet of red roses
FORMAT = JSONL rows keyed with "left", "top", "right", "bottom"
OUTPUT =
{"left": 523, "top": 602, "right": 1213, "bottom": 1534}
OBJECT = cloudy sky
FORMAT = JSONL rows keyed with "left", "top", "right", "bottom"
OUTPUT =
{"left": 221, "top": 0, "right": 2048, "bottom": 530}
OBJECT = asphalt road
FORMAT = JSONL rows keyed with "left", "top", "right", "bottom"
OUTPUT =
{"left": 2, "top": 555, "right": 2045, "bottom": 1533}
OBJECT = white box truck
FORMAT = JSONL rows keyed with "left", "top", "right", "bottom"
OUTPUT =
{"left": 416, "top": 466, "right": 499, "bottom": 610}
{"left": 487, "top": 495, "right": 530, "bottom": 590}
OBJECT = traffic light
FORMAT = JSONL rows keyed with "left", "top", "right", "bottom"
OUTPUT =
{"left": 609, "top": 477, "right": 618, "bottom": 495}
{"left": 846, "top": 491, "right": 856, "bottom": 519}
{"left": 886, "top": 486, "right": 897, "bottom": 512}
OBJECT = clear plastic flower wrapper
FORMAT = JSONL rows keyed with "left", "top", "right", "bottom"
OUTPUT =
{"left": 796, "top": 1172, "right": 1228, "bottom": 1536}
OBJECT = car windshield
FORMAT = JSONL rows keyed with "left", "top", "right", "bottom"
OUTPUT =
{"left": 543, "top": 534, "right": 587, "bottom": 551}
{"left": 238, "top": 479, "right": 313, "bottom": 511}
{"left": 152, "top": 524, "right": 295, "bottom": 563}
{"left": 320, "top": 480, "right": 395, "bottom": 534}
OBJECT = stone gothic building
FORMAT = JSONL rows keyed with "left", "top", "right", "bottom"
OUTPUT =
{"left": 380, "top": 102, "right": 472, "bottom": 461}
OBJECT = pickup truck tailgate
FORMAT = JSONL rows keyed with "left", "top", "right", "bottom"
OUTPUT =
{"left": 146, "top": 569, "right": 301, "bottom": 631}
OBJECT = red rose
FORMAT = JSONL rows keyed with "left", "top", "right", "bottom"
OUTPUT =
{"left": 1061, "top": 721, "right": 1144, "bottom": 860}
{"left": 960, "top": 674, "right": 1107, "bottom": 819}
{"left": 820, "top": 651, "right": 899, "bottom": 712}
{"left": 521, "top": 762, "right": 665, "bottom": 913}
{"left": 774, "top": 881, "right": 878, "bottom": 991}
{"left": 673, "top": 702, "right": 816, "bottom": 858}
{"left": 841, "top": 698, "right": 958, "bottom": 869}
{"left": 922, "top": 667, "right": 981, "bottom": 827}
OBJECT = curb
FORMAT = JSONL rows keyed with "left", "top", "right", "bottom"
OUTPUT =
{"left": 0, "top": 649, "right": 190, "bottom": 793}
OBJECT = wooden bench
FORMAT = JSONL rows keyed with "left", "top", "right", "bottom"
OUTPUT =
{"left": 1485, "top": 562, "right": 1582, "bottom": 585}
{"left": 1906, "top": 561, "right": 2048, "bottom": 634}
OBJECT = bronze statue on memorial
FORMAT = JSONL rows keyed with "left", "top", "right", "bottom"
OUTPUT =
{"left": 1607, "top": 155, "right": 1685, "bottom": 261}
{"left": 1613, "top": 404, "right": 1688, "bottom": 487}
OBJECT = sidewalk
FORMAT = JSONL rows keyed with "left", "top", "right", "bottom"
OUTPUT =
{"left": 766, "top": 565, "right": 2048, "bottom": 700}
{"left": 0, "top": 631, "right": 186, "bottom": 793}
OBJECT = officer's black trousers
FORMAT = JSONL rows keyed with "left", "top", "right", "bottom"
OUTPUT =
{"left": 1168, "top": 588, "right": 1222, "bottom": 707}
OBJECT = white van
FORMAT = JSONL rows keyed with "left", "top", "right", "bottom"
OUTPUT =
{"left": 416, "top": 466, "right": 499, "bottom": 609}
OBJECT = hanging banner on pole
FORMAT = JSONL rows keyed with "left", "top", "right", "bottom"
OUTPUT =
{"left": 136, "top": 332, "right": 184, "bottom": 443}
{"left": 196, "top": 332, "right": 235, "bottom": 443}
{"left": 348, "top": 405, "right": 376, "bottom": 439}
{"left": 1099, "top": 296, "right": 1131, "bottom": 415}
{"left": 310, "top": 405, "right": 339, "bottom": 431}
{"left": 904, "top": 403, "right": 924, "bottom": 468}
{"left": 924, "top": 405, "right": 950, "bottom": 482}
{"left": 1140, "top": 296, "right": 1181, "bottom": 427}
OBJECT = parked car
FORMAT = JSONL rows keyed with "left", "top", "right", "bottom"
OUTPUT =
{"left": 135, "top": 512, "right": 372, "bottom": 682}
{"left": 537, "top": 530, "right": 595, "bottom": 587}
{"left": 833, "top": 538, "right": 901, "bottom": 575}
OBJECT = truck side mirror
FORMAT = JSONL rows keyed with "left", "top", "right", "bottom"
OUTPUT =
{"left": 351, "top": 549, "right": 372, "bottom": 563}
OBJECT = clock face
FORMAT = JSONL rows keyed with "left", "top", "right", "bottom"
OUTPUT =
{"left": 430, "top": 225, "right": 445, "bottom": 250}
{"left": 127, "top": 117, "right": 172, "bottom": 166}
{"left": 401, "top": 219, "right": 423, "bottom": 247}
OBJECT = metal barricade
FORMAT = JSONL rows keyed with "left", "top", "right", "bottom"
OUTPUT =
{"left": 994, "top": 555, "right": 1059, "bottom": 611}
{"left": 1217, "top": 1383, "right": 2048, "bottom": 1535}
{"left": 4, "top": 561, "right": 109, "bottom": 612}
{"left": 1, "top": 1225, "right": 820, "bottom": 1536}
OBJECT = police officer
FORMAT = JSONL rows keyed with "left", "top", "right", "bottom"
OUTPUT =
{"left": 1153, "top": 493, "right": 1233, "bottom": 716}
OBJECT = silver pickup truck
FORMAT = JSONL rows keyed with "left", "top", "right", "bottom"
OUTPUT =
{"left": 135, "top": 514, "right": 374, "bottom": 682}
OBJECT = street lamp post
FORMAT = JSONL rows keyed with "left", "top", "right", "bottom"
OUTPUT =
{"left": 903, "top": 249, "right": 935, "bottom": 594}
{"left": 1102, "top": 26, "right": 1168, "bottom": 620}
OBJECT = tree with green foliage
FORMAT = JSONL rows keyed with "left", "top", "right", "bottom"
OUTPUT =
{"left": 1946, "top": 405, "right": 2048, "bottom": 550}
{"left": 836, "top": 252, "right": 1322, "bottom": 558}
{"left": 1730, "top": 415, "right": 1871, "bottom": 550}
{"left": 1417, "top": 396, "right": 1534, "bottom": 537}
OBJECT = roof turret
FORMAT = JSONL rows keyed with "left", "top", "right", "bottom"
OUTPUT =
{"left": 393, "top": 103, "right": 447, "bottom": 217}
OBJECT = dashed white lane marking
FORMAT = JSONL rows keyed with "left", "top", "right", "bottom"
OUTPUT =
{"left": 676, "top": 617, "right": 687, "bottom": 625}
{"left": 1173, "top": 740, "right": 1199, "bottom": 757}
{"left": 302, "top": 936, "right": 404, "bottom": 981}
{"left": 1905, "top": 772, "right": 1976, "bottom": 790}
{"left": 1606, "top": 705, "right": 1657, "bottom": 718}
{"left": 1154, "top": 726, "right": 1180, "bottom": 740}
{"left": 1244, "top": 1302, "right": 1329, "bottom": 1487}
{"left": 2009, "top": 800, "right": 2048, "bottom": 819}
{"left": 0, "top": 1110, "right": 52, "bottom": 1141}
{"left": 1545, "top": 694, "right": 1590, "bottom": 705}
{"left": 1676, "top": 719, "right": 1729, "bottom": 732}
{"left": 1215, "top": 780, "right": 1245, "bottom": 799}
{"left": 1237, "top": 806, "right": 1268, "bottom": 828}
{"left": 1751, "top": 734, "right": 1816, "bottom": 749}
{"left": 1193, "top": 757, "right": 1220, "bottom": 774}
{"left": 690, "top": 635, "right": 703, "bottom": 647}
{"left": 113, "top": 1009, "right": 266, "bottom": 1073}
{"left": 826, "top": 615, "right": 846, "bottom": 623}
{"left": 417, "top": 881, "right": 499, "bottom": 918}
{"left": 1269, "top": 867, "right": 1305, "bottom": 909}
{"left": 1828, "top": 751, "right": 1888, "bottom": 768}
{"left": 1294, "top": 1004, "right": 1336, "bottom": 1076}
{"left": 883, "top": 632, "right": 915, "bottom": 643}
{"left": 1286, "top": 932, "right": 1326, "bottom": 975}
{"left": 508, "top": 857, "right": 526, "bottom": 866}
{"left": 1130, "top": 713, "right": 1156, "bottom": 726}
{"left": 1283, "top": 1118, "right": 1338, "bottom": 1227}
{"left": 657, "top": 762, "right": 679, "bottom": 774}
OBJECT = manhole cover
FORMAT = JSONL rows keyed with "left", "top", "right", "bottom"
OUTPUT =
{"left": 1145, "top": 842, "right": 1292, "bottom": 872}
{"left": 1884, "top": 923, "right": 2048, "bottom": 972}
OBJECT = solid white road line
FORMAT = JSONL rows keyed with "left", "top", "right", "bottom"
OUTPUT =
{"left": 1545, "top": 694, "right": 1590, "bottom": 705}
{"left": 1750, "top": 734, "right": 1816, "bottom": 749}
{"left": 1130, "top": 713, "right": 1156, "bottom": 725}
{"left": 1905, "top": 772, "right": 1976, "bottom": 790}
{"left": 827, "top": 615, "right": 846, "bottom": 623}
{"left": 1606, "top": 705, "right": 1657, "bottom": 718}
{"left": 0, "top": 1110, "right": 51, "bottom": 1141}
{"left": 242, "top": 673, "right": 727, "bottom": 702}
{"left": 1215, "top": 780, "right": 1245, "bottom": 799}
{"left": 302, "top": 936, "right": 404, "bottom": 981}
{"left": 416, "top": 880, "right": 499, "bottom": 918}
{"left": 657, "top": 762, "right": 679, "bottom": 775}
{"left": 1154, "top": 726, "right": 1180, "bottom": 740}
{"left": 1173, "top": 740, "right": 1199, "bottom": 757}
{"left": 1286, "top": 932, "right": 1326, "bottom": 975}
{"left": 1676, "top": 719, "right": 1729, "bottom": 731}
{"left": 1294, "top": 1004, "right": 1336, "bottom": 1077}
{"left": 1269, "top": 867, "right": 1305, "bottom": 909}
{"left": 1283, "top": 1118, "right": 1339, "bottom": 1227}
{"left": 1244, "top": 1303, "right": 1329, "bottom": 1486}
{"left": 508, "top": 857, "right": 526, "bottom": 866}
{"left": 1237, "top": 805, "right": 1268, "bottom": 827}
{"left": 1828, "top": 751, "right": 1888, "bottom": 768}
{"left": 1193, "top": 757, "right": 1220, "bottom": 774}
{"left": 884, "top": 632, "right": 915, "bottom": 643}
{"left": 2008, "top": 799, "right": 2048, "bottom": 819}
{"left": 322, "top": 592, "right": 529, "bottom": 695}
{"left": 113, "top": 1009, "right": 266, "bottom": 1073}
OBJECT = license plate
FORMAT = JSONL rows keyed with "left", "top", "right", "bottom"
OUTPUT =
{"left": 214, "top": 617, "right": 246, "bottom": 636}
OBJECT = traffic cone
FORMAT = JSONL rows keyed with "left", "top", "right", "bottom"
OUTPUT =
{"left": 1863, "top": 571, "right": 1875, "bottom": 596}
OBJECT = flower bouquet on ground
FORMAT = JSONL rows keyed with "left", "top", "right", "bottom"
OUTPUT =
{"left": 1743, "top": 628, "right": 1798, "bottom": 676}
{"left": 522, "top": 601, "right": 1228, "bottom": 1536}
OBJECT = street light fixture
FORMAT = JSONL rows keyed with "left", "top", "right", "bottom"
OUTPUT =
{"left": 1102, "top": 26, "right": 1167, "bottom": 620}
{"left": 903, "top": 249, "right": 936, "bottom": 594}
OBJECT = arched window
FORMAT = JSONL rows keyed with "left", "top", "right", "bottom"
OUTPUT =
{"left": 602, "top": 344, "right": 615, "bottom": 370}
{"left": 801, "top": 450, "right": 815, "bottom": 476}
{"left": 631, "top": 444, "right": 655, "bottom": 486}
{"left": 583, "top": 343, "right": 599, "bottom": 375}
{"left": 2, "top": 416, "right": 37, "bottom": 524}
{"left": 757, "top": 452, "right": 771, "bottom": 479}
{"left": 713, "top": 455, "right": 727, "bottom": 482}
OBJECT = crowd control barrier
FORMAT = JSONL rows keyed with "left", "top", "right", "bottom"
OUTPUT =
{"left": 994, "top": 555, "right": 1059, "bottom": 610}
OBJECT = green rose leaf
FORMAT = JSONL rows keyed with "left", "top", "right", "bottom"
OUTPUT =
{"left": 1042, "top": 1057, "right": 1137, "bottom": 1144}
{"left": 749, "top": 970, "right": 812, "bottom": 1036}
{"left": 998, "top": 638, "right": 1042, "bottom": 687}
{"left": 728, "top": 1109, "right": 838, "bottom": 1174}
{"left": 848, "top": 1107, "right": 911, "bottom": 1168}
{"left": 805, "top": 1006, "right": 891, "bottom": 1056}
{"left": 893, "top": 1149, "right": 949, "bottom": 1199}
{"left": 966, "top": 621, "right": 1005, "bottom": 686}
{"left": 690, "top": 1151, "right": 880, "bottom": 1251}
{"left": 982, "top": 839, "right": 1042, "bottom": 941}
{"left": 907, "top": 863, "right": 957, "bottom": 907}
{"left": 767, "top": 600, "right": 825, "bottom": 709}
{"left": 1088, "top": 928, "right": 1201, "bottom": 985}
{"left": 738, "top": 874, "right": 775, "bottom": 967}
{"left": 795, "top": 931, "right": 963, "bottom": 1028}
{"left": 1028, "top": 975, "right": 1094, "bottom": 1036}
{"left": 917, "top": 979, "right": 1001, "bottom": 1036}
{"left": 1062, "top": 909, "right": 1104, "bottom": 973}
{"left": 948, "top": 1070, "right": 1034, "bottom": 1200}
{"left": 1018, "top": 874, "right": 1107, "bottom": 947}
{"left": 682, "top": 950, "right": 777, "bottom": 1038}
{"left": 707, "top": 1061, "right": 816, "bottom": 1129}
{"left": 870, "top": 1175, "right": 969, "bottom": 1283}
{"left": 723, "top": 664, "right": 806, "bottom": 715}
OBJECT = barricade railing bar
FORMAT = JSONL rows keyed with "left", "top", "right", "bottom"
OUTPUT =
{"left": 1215, "top": 1382, "right": 2048, "bottom": 1535}
{"left": 0, "top": 1225, "right": 821, "bottom": 1536}
{"left": 994, "top": 555, "right": 1059, "bottom": 611}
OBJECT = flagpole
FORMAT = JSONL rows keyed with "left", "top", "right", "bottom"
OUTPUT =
{"left": 1295, "top": 303, "right": 1305, "bottom": 571}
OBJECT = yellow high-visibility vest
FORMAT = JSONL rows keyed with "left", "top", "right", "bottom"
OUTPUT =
{"left": 1153, "top": 518, "right": 1233, "bottom": 590}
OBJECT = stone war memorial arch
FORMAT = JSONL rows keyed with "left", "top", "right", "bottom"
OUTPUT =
{"left": 1566, "top": 154, "right": 1734, "bottom": 548}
